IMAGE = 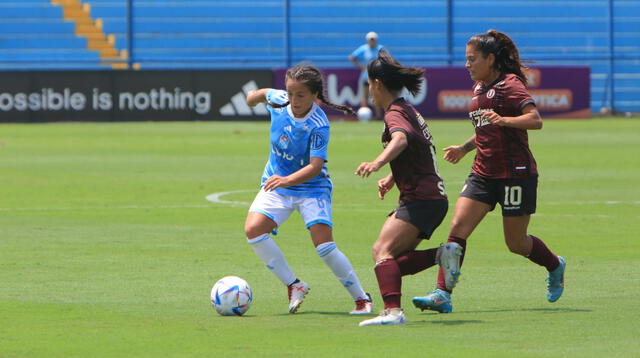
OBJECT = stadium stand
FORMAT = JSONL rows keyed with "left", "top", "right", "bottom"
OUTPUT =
{"left": 0, "top": 0, "right": 128, "bottom": 69}
{"left": 0, "top": 0, "right": 637, "bottom": 112}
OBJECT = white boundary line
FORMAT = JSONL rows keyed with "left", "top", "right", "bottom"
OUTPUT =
{"left": 0, "top": 204, "right": 212, "bottom": 212}
{"left": 0, "top": 189, "right": 637, "bottom": 213}
{"left": 205, "top": 189, "right": 253, "bottom": 206}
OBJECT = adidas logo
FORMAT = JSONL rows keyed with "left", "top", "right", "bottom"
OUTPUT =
{"left": 219, "top": 80, "right": 268, "bottom": 116}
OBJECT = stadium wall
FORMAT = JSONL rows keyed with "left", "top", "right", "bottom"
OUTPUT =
{"left": 0, "top": 0, "right": 637, "bottom": 113}
{"left": 0, "top": 66, "right": 589, "bottom": 122}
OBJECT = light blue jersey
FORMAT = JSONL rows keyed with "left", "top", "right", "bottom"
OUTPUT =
{"left": 261, "top": 89, "right": 332, "bottom": 200}
{"left": 351, "top": 44, "right": 385, "bottom": 83}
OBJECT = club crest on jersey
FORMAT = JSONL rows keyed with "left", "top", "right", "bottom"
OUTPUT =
{"left": 278, "top": 132, "right": 291, "bottom": 150}
{"left": 486, "top": 89, "right": 496, "bottom": 99}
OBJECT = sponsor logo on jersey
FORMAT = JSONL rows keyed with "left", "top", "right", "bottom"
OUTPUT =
{"left": 271, "top": 146, "right": 294, "bottom": 161}
{"left": 219, "top": 80, "right": 269, "bottom": 116}
{"left": 310, "top": 133, "right": 325, "bottom": 150}
{"left": 469, "top": 108, "right": 494, "bottom": 127}
{"left": 486, "top": 89, "right": 495, "bottom": 99}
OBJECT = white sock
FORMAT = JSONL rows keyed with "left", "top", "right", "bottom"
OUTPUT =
{"left": 316, "top": 242, "right": 367, "bottom": 300}
{"left": 248, "top": 234, "right": 297, "bottom": 286}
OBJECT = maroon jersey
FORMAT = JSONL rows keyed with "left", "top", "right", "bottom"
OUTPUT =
{"left": 382, "top": 98, "right": 447, "bottom": 202}
{"left": 468, "top": 73, "right": 538, "bottom": 178}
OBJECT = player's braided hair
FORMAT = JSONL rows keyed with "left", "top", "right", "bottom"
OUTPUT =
{"left": 367, "top": 50, "right": 425, "bottom": 96}
{"left": 269, "top": 64, "right": 355, "bottom": 115}
{"left": 468, "top": 29, "right": 528, "bottom": 86}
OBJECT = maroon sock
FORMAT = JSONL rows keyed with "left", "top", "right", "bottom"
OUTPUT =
{"left": 374, "top": 259, "right": 402, "bottom": 309}
{"left": 437, "top": 236, "right": 467, "bottom": 293}
{"left": 527, "top": 235, "right": 560, "bottom": 272}
{"left": 396, "top": 248, "right": 438, "bottom": 276}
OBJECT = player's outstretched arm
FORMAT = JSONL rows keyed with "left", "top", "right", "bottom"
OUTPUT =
{"left": 355, "top": 131, "right": 408, "bottom": 178}
{"left": 246, "top": 88, "right": 272, "bottom": 107}
{"left": 443, "top": 135, "right": 476, "bottom": 164}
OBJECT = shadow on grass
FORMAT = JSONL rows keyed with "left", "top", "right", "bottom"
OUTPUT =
{"left": 408, "top": 319, "right": 484, "bottom": 326}
{"left": 462, "top": 307, "right": 592, "bottom": 314}
{"left": 273, "top": 310, "right": 349, "bottom": 317}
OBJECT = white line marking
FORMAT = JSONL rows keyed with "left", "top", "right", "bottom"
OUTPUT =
{"left": 0, "top": 204, "right": 212, "bottom": 212}
{"left": 205, "top": 190, "right": 253, "bottom": 206}
{"left": 0, "top": 189, "right": 637, "bottom": 213}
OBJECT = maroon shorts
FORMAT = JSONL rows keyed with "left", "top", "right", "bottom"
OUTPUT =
{"left": 460, "top": 173, "right": 537, "bottom": 216}
{"left": 388, "top": 199, "right": 448, "bottom": 239}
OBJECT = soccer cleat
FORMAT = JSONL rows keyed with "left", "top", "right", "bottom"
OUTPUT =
{"left": 412, "top": 289, "right": 452, "bottom": 313}
{"left": 358, "top": 308, "right": 406, "bottom": 326}
{"left": 350, "top": 293, "right": 374, "bottom": 315}
{"left": 287, "top": 280, "right": 310, "bottom": 313}
{"left": 547, "top": 256, "right": 566, "bottom": 303}
{"left": 436, "top": 242, "right": 463, "bottom": 291}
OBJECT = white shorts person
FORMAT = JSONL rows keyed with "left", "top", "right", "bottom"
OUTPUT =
{"left": 248, "top": 189, "right": 332, "bottom": 232}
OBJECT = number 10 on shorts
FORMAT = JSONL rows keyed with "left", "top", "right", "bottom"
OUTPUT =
{"left": 504, "top": 185, "right": 522, "bottom": 206}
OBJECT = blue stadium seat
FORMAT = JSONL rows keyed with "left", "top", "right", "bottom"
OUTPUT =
{"left": 0, "top": 0, "right": 102, "bottom": 69}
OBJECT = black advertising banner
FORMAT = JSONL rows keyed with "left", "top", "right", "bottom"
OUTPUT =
{"left": 0, "top": 70, "right": 273, "bottom": 122}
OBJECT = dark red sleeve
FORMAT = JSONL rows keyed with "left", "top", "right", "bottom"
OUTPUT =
{"left": 506, "top": 77, "right": 536, "bottom": 112}
{"left": 384, "top": 110, "right": 411, "bottom": 136}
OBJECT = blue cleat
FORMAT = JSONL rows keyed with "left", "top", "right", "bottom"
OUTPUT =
{"left": 547, "top": 256, "right": 566, "bottom": 302}
{"left": 412, "top": 289, "right": 452, "bottom": 313}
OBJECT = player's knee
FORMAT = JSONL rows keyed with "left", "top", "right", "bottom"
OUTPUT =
{"left": 244, "top": 224, "right": 266, "bottom": 239}
{"left": 505, "top": 239, "right": 528, "bottom": 256}
{"left": 371, "top": 243, "right": 391, "bottom": 263}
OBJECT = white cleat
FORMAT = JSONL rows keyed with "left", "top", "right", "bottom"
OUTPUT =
{"left": 350, "top": 293, "right": 374, "bottom": 315}
{"left": 436, "top": 242, "right": 463, "bottom": 291}
{"left": 359, "top": 308, "right": 406, "bottom": 326}
{"left": 287, "top": 280, "right": 309, "bottom": 313}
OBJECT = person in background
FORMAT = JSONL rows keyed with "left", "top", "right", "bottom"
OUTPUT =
{"left": 349, "top": 31, "right": 385, "bottom": 120}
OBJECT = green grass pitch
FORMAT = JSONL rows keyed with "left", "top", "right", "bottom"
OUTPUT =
{"left": 1, "top": 118, "right": 639, "bottom": 357}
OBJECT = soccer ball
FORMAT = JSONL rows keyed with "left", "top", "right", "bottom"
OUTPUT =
{"left": 210, "top": 276, "right": 252, "bottom": 316}
{"left": 357, "top": 107, "right": 373, "bottom": 122}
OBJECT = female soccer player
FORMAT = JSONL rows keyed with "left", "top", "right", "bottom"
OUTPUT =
{"left": 244, "top": 64, "right": 373, "bottom": 314}
{"left": 354, "top": 51, "right": 462, "bottom": 326}
{"left": 412, "top": 30, "right": 566, "bottom": 314}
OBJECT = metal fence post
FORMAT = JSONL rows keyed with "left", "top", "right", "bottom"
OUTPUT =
{"left": 447, "top": 0, "right": 453, "bottom": 65}
{"left": 608, "top": 0, "right": 615, "bottom": 112}
{"left": 284, "top": 0, "right": 291, "bottom": 67}
{"left": 127, "top": 0, "right": 133, "bottom": 69}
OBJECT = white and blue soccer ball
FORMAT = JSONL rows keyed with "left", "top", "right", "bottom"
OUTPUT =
{"left": 210, "top": 276, "right": 252, "bottom": 316}
{"left": 357, "top": 106, "right": 373, "bottom": 122}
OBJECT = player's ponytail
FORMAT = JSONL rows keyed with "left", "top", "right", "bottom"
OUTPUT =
{"left": 367, "top": 50, "right": 425, "bottom": 96}
{"left": 468, "top": 29, "right": 528, "bottom": 86}
{"left": 269, "top": 63, "right": 355, "bottom": 115}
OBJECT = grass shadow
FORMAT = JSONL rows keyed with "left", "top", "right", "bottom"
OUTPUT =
{"left": 408, "top": 319, "right": 484, "bottom": 326}
{"left": 273, "top": 310, "right": 351, "bottom": 317}
{"left": 462, "top": 307, "right": 592, "bottom": 314}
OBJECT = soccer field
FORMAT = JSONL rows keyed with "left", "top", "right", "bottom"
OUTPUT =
{"left": 1, "top": 118, "right": 639, "bottom": 357}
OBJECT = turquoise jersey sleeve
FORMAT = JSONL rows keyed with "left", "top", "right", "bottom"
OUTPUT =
{"left": 309, "top": 126, "right": 330, "bottom": 162}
